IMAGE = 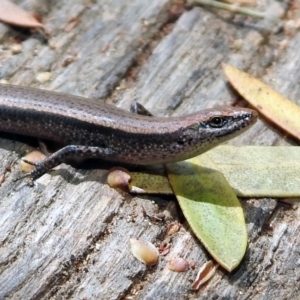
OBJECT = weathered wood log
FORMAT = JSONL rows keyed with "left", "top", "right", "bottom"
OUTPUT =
{"left": 0, "top": 0, "right": 299, "bottom": 299}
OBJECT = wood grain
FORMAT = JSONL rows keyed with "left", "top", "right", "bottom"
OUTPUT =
{"left": 0, "top": 0, "right": 299, "bottom": 299}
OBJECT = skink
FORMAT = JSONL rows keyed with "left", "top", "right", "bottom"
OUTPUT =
{"left": 0, "top": 84, "right": 257, "bottom": 180}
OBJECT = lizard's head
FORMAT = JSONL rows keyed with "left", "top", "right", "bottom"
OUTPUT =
{"left": 172, "top": 106, "right": 258, "bottom": 161}
{"left": 195, "top": 106, "right": 257, "bottom": 139}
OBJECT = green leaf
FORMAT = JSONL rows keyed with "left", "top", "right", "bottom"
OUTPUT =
{"left": 127, "top": 145, "right": 300, "bottom": 270}
{"left": 130, "top": 146, "right": 300, "bottom": 198}
{"left": 166, "top": 155, "right": 247, "bottom": 271}
{"left": 207, "top": 146, "right": 300, "bottom": 198}
{"left": 129, "top": 173, "right": 173, "bottom": 194}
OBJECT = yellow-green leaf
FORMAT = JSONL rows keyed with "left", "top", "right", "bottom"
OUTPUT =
{"left": 166, "top": 155, "right": 247, "bottom": 271}
{"left": 128, "top": 146, "right": 300, "bottom": 198}
{"left": 223, "top": 63, "right": 300, "bottom": 141}
{"left": 129, "top": 172, "right": 173, "bottom": 194}
{"left": 207, "top": 146, "right": 300, "bottom": 198}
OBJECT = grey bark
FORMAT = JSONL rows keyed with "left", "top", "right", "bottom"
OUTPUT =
{"left": 0, "top": 0, "right": 299, "bottom": 299}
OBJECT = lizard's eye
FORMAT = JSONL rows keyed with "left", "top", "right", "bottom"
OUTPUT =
{"left": 207, "top": 116, "right": 228, "bottom": 128}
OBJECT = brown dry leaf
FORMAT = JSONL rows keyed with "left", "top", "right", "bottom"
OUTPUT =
{"left": 223, "top": 63, "right": 300, "bottom": 141}
{"left": 0, "top": 174, "right": 6, "bottom": 186}
{"left": 191, "top": 260, "right": 218, "bottom": 290}
{"left": 0, "top": 0, "right": 44, "bottom": 29}
{"left": 64, "top": 17, "right": 81, "bottom": 32}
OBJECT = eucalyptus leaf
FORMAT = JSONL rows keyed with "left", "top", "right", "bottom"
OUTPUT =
{"left": 223, "top": 63, "right": 300, "bottom": 141}
{"left": 130, "top": 146, "right": 300, "bottom": 198}
{"left": 207, "top": 146, "right": 300, "bottom": 198}
{"left": 166, "top": 156, "right": 247, "bottom": 271}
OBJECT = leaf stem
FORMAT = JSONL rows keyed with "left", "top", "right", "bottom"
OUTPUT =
{"left": 190, "top": 0, "right": 265, "bottom": 19}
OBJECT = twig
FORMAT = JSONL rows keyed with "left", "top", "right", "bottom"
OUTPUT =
{"left": 191, "top": 0, "right": 265, "bottom": 19}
